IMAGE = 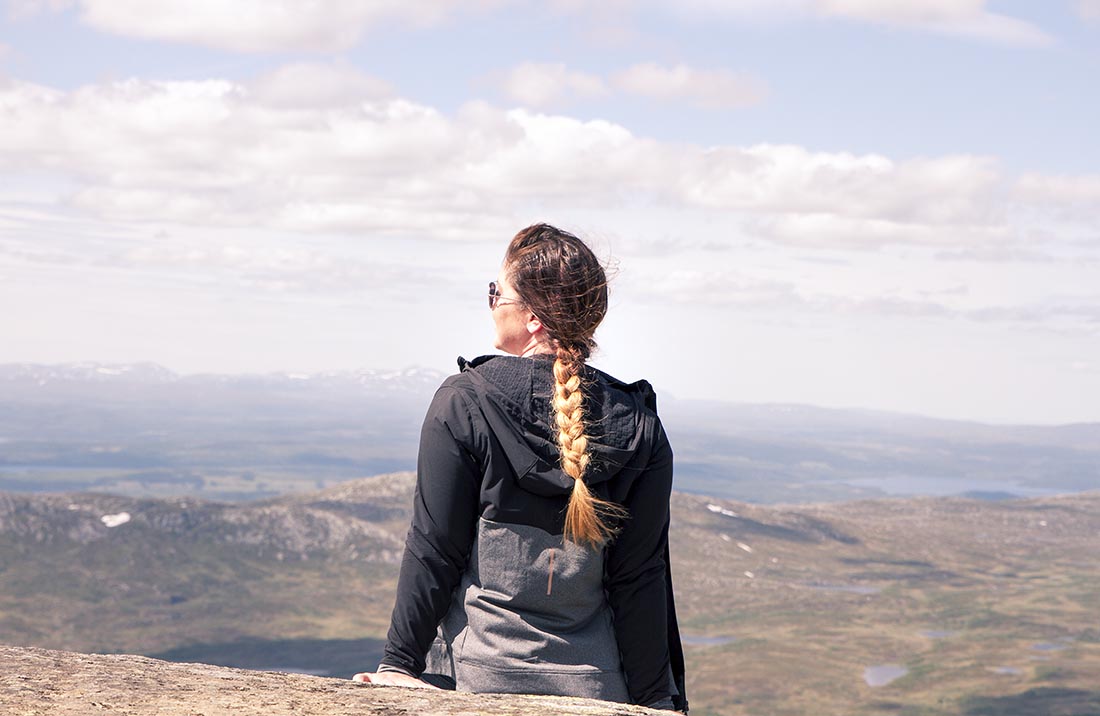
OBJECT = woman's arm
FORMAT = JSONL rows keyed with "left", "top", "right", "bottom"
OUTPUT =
{"left": 377, "top": 383, "right": 482, "bottom": 677}
{"left": 605, "top": 419, "right": 676, "bottom": 708}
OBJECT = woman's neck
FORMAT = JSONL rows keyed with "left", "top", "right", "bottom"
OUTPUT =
{"left": 518, "top": 336, "right": 556, "bottom": 357}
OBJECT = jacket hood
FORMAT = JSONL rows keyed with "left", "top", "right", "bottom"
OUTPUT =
{"left": 457, "top": 354, "right": 657, "bottom": 498}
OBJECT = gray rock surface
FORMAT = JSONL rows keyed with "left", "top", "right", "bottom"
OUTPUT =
{"left": 0, "top": 645, "right": 663, "bottom": 715}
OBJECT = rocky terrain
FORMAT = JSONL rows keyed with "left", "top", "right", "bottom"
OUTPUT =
{"left": 0, "top": 472, "right": 414, "bottom": 559}
{"left": 2, "top": 474, "right": 1099, "bottom": 715}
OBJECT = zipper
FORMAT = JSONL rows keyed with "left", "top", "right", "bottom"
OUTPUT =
{"left": 546, "top": 549, "right": 555, "bottom": 596}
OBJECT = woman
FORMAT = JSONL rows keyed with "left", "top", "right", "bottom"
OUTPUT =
{"left": 353, "top": 224, "right": 687, "bottom": 712}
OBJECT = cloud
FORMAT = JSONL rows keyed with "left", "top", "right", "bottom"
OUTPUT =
{"left": 0, "top": 201, "right": 458, "bottom": 297}
{"left": 627, "top": 268, "right": 801, "bottom": 307}
{"left": 622, "top": 263, "right": 1100, "bottom": 331}
{"left": 749, "top": 213, "right": 1009, "bottom": 249}
{"left": 656, "top": 0, "right": 811, "bottom": 23}
{"left": 1078, "top": 0, "right": 1100, "bottom": 20}
{"left": 0, "top": 77, "right": 500, "bottom": 237}
{"left": 594, "top": 1, "right": 1052, "bottom": 47}
{"left": 813, "top": 0, "right": 1053, "bottom": 46}
{"left": 933, "top": 247, "right": 1058, "bottom": 263}
{"left": 9, "top": 0, "right": 1055, "bottom": 54}
{"left": 248, "top": 62, "right": 393, "bottom": 108}
{"left": 669, "top": 146, "right": 1002, "bottom": 229}
{"left": 497, "top": 61, "right": 764, "bottom": 110}
{"left": 1015, "top": 173, "right": 1100, "bottom": 207}
{"left": 499, "top": 63, "right": 607, "bottom": 109}
{"left": 114, "top": 241, "right": 434, "bottom": 295}
{"left": 0, "top": 73, "right": 1093, "bottom": 255}
{"left": 965, "top": 302, "right": 1100, "bottom": 327}
{"left": 610, "top": 62, "right": 765, "bottom": 109}
{"left": 11, "top": 0, "right": 469, "bottom": 52}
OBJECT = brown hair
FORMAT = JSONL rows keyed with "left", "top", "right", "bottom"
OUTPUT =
{"left": 504, "top": 223, "right": 626, "bottom": 547}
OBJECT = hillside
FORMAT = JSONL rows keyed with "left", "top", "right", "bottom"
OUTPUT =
{"left": 1, "top": 475, "right": 1099, "bottom": 714}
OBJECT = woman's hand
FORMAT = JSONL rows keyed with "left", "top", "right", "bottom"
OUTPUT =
{"left": 351, "top": 671, "right": 441, "bottom": 689}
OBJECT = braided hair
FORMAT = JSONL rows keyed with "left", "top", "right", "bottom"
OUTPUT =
{"left": 504, "top": 224, "right": 626, "bottom": 547}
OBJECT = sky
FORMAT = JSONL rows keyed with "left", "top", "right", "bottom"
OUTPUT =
{"left": 1, "top": 1, "right": 1099, "bottom": 425}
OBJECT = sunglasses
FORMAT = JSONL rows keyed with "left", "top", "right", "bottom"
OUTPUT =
{"left": 488, "top": 281, "right": 523, "bottom": 310}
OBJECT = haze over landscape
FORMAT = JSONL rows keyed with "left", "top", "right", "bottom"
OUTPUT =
{"left": 2, "top": 362, "right": 1099, "bottom": 504}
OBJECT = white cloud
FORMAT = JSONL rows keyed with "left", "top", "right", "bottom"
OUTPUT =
{"left": 966, "top": 302, "right": 1100, "bottom": 328}
{"left": 671, "top": 146, "right": 1001, "bottom": 226}
{"left": 0, "top": 73, "right": 1093, "bottom": 257}
{"left": 249, "top": 62, "right": 392, "bottom": 108}
{"left": 630, "top": 268, "right": 800, "bottom": 307}
{"left": 115, "top": 241, "right": 428, "bottom": 294}
{"left": 7, "top": 0, "right": 1056, "bottom": 53}
{"left": 1015, "top": 173, "right": 1100, "bottom": 207}
{"left": 497, "top": 61, "right": 764, "bottom": 110}
{"left": 1078, "top": 0, "right": 1100, "bottom": 20}
{"left": 611, "top": 62, "right": 765, "bottom": 109}
{"left": 622, "top": 262, "right": 1100, "bottom": 331}
{"left": 12, "top": 0, "right": 468, "bottom": 52}
{"left": 749, "top": 213, "right": 1008, "bottom": 249}
{"left": 0, "top": 77, "right": 504, "bottom": 236}
{"left": 499, "top": 62, "right": 607, "bottom": 108}
{"left": 582, "top": 0, "right": 1052, "bottom": 47}
{"left": 659, "top": 0, "right": 811, "bottom": 23}
{"left": 813, "top": 0, "right": 1053, "bottom": 46}
{"left": 934, "top": 247, "right": 1057, "bottom": 263}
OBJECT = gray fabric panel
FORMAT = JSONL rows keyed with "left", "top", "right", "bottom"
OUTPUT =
{"left": 433, "top": 517, "right": 628, "bottom": 701}
{"left": 454, "top": 658, "right": 629, "bottom": 702}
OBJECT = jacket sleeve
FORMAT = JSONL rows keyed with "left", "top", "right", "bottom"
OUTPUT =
{"left": 605, "top": 417, "right": 675, "bottom": 707}
{"left": 379, "top": 384, "right": 482, "bottom": 676}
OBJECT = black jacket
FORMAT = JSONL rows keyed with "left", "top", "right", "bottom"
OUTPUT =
{"left": 379, "top": 354, "right": 687, "bottom": 711}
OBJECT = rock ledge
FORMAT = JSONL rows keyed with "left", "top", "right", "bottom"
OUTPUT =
{"left": 0, "top": 645, "right": 661, "bottom": 715}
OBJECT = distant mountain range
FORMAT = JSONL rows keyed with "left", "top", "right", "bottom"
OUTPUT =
{"left": 0, "top": 362, "right": 447, "bottom": 391}
{"left": 1, "top": 361, "right": 1098, "bottom": 502}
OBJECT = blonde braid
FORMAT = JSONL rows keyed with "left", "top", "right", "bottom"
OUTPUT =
{"left": 553, "top": 347, "right": 626, "bottom": 547}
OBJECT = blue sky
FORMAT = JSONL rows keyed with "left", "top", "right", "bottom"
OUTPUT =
{"left": 1, "top": 1, "right": 1098, "bottom": 424}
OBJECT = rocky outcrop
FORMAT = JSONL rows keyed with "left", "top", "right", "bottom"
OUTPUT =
{"left": 0, "top": 472, "right": 416, "bottom": 559}
{"left": 0, "top": 645, "right": 662, "bottom": 716}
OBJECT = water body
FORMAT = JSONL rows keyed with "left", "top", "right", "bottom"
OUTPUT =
{"left": 989, "top": 666, "right": 1022, "bottom": 675}
{"left": 844, "top": 475, "right": 1062, "bottom": 499}
{"left": 864, "top": 664, "right": 908, "bottom": 687}
{"left": 804, "top": 583, "right": 881, "bottom": 595}
{"left": 681, "top": 635, "right": 736, "bottom": 647}
{"left": 1031, "top": 642, "right": 1068, "bottom": 652}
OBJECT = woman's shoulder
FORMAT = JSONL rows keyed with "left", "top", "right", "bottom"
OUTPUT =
{"left": 587, "top": 365, "right": 659, "bottom": 414}
{"left": 432, "top": 355, "right": 509, "bottom": 387}
{"left": 428, "top": 354, "right": 526, "bottom": 405}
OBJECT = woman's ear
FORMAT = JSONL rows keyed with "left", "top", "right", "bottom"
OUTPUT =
{"left": 526, "top": 312, "right": 543, "bottom": 336}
